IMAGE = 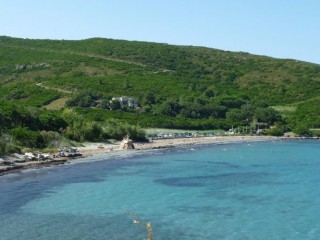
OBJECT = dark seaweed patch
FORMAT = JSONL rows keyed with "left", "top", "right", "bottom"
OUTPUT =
{"left": 154, "top": 172, "right": 272, "bottom": 188}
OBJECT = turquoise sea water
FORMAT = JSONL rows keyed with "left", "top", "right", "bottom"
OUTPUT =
{"left": 0, "top": 140, "right": 320, "bottom": 239}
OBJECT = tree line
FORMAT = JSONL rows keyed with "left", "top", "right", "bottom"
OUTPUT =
{"left": 0, "top": 101, "right": 146, "bottom": 154}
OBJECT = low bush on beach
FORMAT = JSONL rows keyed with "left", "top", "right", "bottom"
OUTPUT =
{"left": 10, "top": 127, "right": 45, "bottom": 149}
{"left": 103, "top": 120, "right": 147, "bottom": 141}
{"left": 0, "top": 135, "right": 21, "bottom": 154}
{"left": 265, "top": 127, "right": 285, "bottom": 136}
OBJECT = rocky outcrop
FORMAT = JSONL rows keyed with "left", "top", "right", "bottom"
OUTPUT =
{"left": 38, "top": 63, "right": 49, "bottom": 68}
{"left": 15, "top": 63, "right": 49, "bottom": 70}
{"left": 119, "top": 138, "right": 135, "bottom": 150}
{"left": 16, "top": 64, "right": 28, "bottom": 70}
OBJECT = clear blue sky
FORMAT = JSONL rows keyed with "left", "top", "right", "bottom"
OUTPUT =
{"left": 1, "top": 0, "right": 320, "bottom": 64}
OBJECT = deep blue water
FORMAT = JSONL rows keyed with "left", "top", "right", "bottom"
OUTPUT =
{"left": 0, "top": 140, "right": 320, "bottom": 239}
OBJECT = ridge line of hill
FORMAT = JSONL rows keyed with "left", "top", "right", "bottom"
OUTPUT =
{"left": 1, "top": 41, "right": 173, "bottom": 72}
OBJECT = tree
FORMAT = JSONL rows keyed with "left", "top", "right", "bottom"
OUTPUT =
{"left": 100, "top": 99, "right": 110, "bottom": 109}
{"left": 78, "top": 95, "right": 94, "bottom": 107}
{"left": 204, "top": 87, "right": 215, "bottom": 98}
{"left": 10, "top": 127, "right": 45, "bottom": 148}
{"left": 110, "top": 99, "right": 121, "bottom": 110}
{"left": 293, "top": 126, "right": 312, "bottom": 137}
{"left": 153, "top": 100, "right": 181, "bottom": 117}
{"left": 65, "top": 119, "right": 103, "bottom": 142}
{"left": 38, "top": 111, "right": 67, "bottom": 131}
{"left": 66, "top": 92, "right": 97, "bottom": 108}
{"left": 226, "top": 109, "right": 246, "bottom": 122}
{"left": 144, "top": 92, "right": 157, "bottom": 105}
{"left": 266, "top": 127, "right": 284, "bottom": 136}
{"left": 254, "top": 107, "right": 280, "bottom": 125}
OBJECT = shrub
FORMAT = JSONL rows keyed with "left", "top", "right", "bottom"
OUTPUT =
{"left": 265, "top": 127, "right": 284, "bottom": 136}
{"left": 65, "top": 120, "right": 104, "bottom": 142}
{"left": 103, "top": 120, "right": 147, "bottom": 141}
{"left": 293, "top": 126, "right": 312, "bottom": 137}
{"left": 10, "top": 127, "right": 45, "bottom": 148}
{"left": 40, "top": 131, "right": 62, "bottom": 147}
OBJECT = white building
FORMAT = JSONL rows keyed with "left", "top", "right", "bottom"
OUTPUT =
{"left": 111, "top": 96, "right": 138, "bottom": 108}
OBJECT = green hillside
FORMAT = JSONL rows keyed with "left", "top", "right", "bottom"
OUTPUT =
{"left": 1, "top": 36, "right": 320, "bottom": 136}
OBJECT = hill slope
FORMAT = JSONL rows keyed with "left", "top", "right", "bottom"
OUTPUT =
{"left": 0, "top": 36, "right": 320, "bottom": 131}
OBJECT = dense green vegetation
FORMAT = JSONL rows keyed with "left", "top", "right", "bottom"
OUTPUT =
{"left": 0, "top": 35, "right": 320, "bottom": 152}
{"left": 0, "top": 101, "right": 146, "bottom": 153}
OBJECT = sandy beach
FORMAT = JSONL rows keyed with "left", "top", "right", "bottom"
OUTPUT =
{"left": 134, "top": 135, "right": 279, "bottom": 150}
{"left": 0, "top": 135, "right": 279, "bottom": 176}
{"left": 74, "top": 135, "right": 280, "bottom": 157}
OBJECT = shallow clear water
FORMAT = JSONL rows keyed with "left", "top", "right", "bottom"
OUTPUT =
{"left": 1, "top": 140, "right": 320, "bottom": 240}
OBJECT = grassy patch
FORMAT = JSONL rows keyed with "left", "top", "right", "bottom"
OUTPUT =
{"left": 272, "top": 105, "right": 297, "bottom": 113}
{"left": 43, "top": 97, "right": 69, "bottom": 110}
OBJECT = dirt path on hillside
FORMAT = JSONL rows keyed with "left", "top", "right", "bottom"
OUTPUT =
{"left": 35, "top": 82, "right": 73, "bottom": 94}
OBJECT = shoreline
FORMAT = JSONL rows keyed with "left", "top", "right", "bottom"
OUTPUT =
{"left": 0, "top": 135, "right": 303, "bottom": 177}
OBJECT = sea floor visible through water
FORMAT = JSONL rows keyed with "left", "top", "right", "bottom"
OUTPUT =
{"left": 0, "top": 140, "right": 320, "bottom": 240}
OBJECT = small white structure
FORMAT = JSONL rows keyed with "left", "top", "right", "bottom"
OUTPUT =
{"left": 111, "top": 96, "right": 138, "bottom": 108}
{"left": 228, "top": 129, "right": 235, "bottom": 135}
